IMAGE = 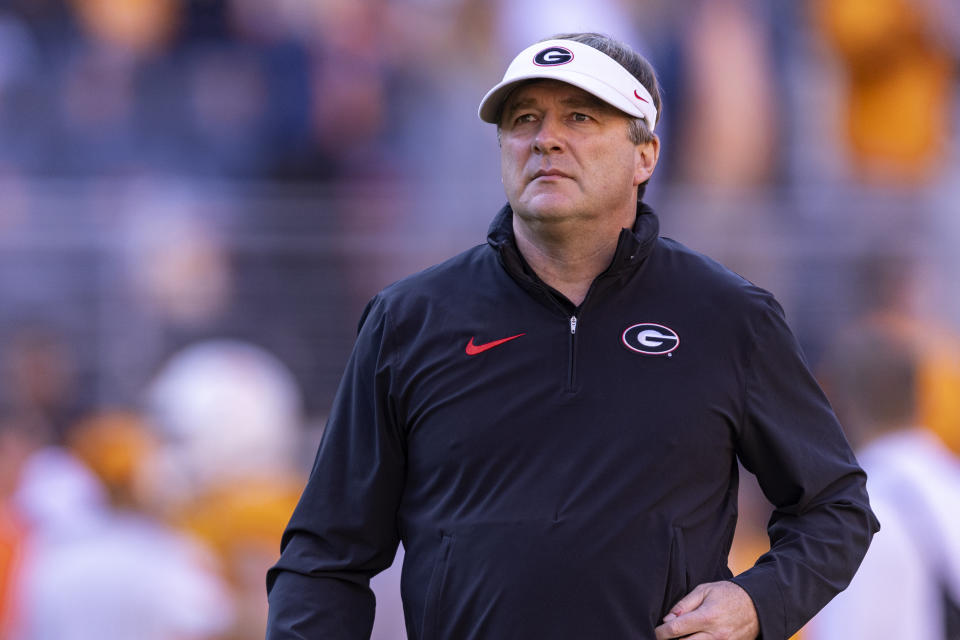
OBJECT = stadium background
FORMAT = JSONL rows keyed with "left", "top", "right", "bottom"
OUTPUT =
{"left": 0, "top": 0, "right": 958, "bottom": 638}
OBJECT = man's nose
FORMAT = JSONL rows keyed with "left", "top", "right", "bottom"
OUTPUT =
{"left": 532, "top": 115, "right": 564, "bottom": 154}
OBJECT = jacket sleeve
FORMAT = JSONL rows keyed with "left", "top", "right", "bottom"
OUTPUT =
{"left": 266, "top": 295, "right": 405, "bottom": 640}
{"left": 728, "top": 293, "right": 880, "bottom": 640}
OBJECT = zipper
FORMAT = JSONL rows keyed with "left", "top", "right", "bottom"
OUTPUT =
{"left": 530, "top": 281, "right": 594, "bottom": 393}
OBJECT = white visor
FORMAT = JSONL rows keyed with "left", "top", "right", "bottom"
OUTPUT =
{"left": 478, "top": 39, "right": 657, "bottom": 132}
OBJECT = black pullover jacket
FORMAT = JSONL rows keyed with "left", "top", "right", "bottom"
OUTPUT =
{"left": 267, "top": 203, "right": 878, "bottom": 640}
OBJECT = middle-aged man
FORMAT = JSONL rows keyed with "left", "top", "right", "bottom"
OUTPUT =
{"left": 266, "top": 32, "right": 879, "bottom": 640}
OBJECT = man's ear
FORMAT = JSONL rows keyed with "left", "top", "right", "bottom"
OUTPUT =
{"left": 634, "top": 135, "right": 660, "bottom": 186}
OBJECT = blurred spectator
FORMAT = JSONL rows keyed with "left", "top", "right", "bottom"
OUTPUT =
{"left": 139, "top": 337, "right": 412, "bottom": 637}
{"left": 308, "top": 0, "right": 390, "bottom": 179}
{"left": 144, "top": 340, "right": 301, "bottom": 495}
{"left": 141, "top": 338, "right": 408, "bottom": 636}
{"left": 811, "top": 0, "right": 957, "bottom": 185}
{"left": 852, "top": 252, "right": 960, "bottom": 457}
{"left": 672, "top": 0, "right": 779, "bottom": 192}
{"left": 144, "top": 339, "right": 309, "bottom": 639}
{"left": 807, "top": 323, "right": 960, "bottom": 639}
{"left": 12, "top": 411, "right": 234, "bottom": 640}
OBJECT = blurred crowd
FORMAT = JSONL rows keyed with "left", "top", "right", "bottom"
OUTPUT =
{"left": 0, "top": 336, "right": 306, "bottom": 638}
{"left": 1, "top": 0, "right": 959, "bottom": 638}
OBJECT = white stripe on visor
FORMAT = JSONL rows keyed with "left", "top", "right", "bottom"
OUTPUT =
{"left": 478, "top": 39, "right": 658, "bottom": 132}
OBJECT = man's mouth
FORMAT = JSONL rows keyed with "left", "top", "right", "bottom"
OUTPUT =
{"left": 531, "top": 169, "right": 572, "bottom": 181}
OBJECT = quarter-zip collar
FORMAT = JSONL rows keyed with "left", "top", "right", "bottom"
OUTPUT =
{"left": 486, "top": 201, "right": 660, "bottom": 308}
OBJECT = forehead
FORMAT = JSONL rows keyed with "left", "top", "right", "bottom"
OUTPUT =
{"left": 502, "top": 80, "right": 613, "bottom": 113}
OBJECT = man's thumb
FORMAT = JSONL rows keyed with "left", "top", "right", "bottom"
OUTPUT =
{"left": 663, "top": 584, "right": 708, "bottom": 622}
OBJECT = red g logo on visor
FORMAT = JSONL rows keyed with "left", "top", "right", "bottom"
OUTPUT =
{"left": 534, "top": 46, "right": 574, "bottom": 66}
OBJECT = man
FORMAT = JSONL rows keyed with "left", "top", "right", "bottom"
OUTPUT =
{"left": 266, "top": 33, "right": 878, "bottom": 640}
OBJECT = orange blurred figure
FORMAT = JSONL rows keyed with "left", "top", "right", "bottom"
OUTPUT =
{"left": 813, "top": 0, "right": 955, "bottom": 183}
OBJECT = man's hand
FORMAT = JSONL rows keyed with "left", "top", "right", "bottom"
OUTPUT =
{"left": 653, "top": 581, "right": 760, "bottom": 640}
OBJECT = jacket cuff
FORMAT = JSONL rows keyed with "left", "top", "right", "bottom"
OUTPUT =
{"left": 729, "top": 566, "right": 786, "bottom": 640}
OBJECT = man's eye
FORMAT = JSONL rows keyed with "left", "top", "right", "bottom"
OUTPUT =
{"left": 515, "top": 113, "right": 537, "bottom": 124}
{"left": 572, "top": 113, "right": 591, "bottom": 122}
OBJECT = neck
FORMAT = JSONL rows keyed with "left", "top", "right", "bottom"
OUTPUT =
{"left": 512, "top": 210, "right": 634, "bottom": 306}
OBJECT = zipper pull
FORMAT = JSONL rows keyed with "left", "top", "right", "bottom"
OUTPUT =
{"left": 570, "top": 316, "right": 578, "bottom": 335}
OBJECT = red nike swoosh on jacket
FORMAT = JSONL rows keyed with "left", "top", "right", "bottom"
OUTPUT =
{"left": 465, "top": 333, "right": 525, "bottom": 355}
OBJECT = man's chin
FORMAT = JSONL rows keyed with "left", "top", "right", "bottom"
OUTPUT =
{"left": 512, "top": 196, "right": 579, "bottom": 222}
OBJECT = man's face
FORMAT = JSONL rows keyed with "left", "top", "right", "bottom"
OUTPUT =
{"left": 498, "top": 80, "right": 654, "bottom": 226}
